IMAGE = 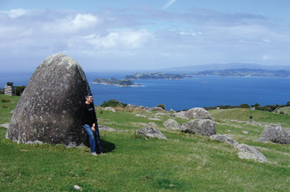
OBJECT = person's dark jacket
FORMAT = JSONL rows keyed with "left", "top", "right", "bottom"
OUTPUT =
{"left": 81, "top": 102, "right": 97, "bottom": 127}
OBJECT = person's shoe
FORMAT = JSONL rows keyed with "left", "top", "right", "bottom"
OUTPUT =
{"left": 100, "top": 153, "right": 106, "bottom": 156}
{"left": 91, "top": 152, "right": 97, "bottom": 156}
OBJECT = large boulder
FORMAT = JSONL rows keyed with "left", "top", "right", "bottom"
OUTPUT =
{"left": 136, "top": 126, "right": 167, "bottom": 140}
{"left": 174, "top": 108, "right": 211, "bottom": 120}
{"left": 184, "top": 107, "right": 211, "bottom": 119}
{"left": 236, "top": 144, "right": 268, "bottom": 163}
{"left": 163, "top": 119, "right": 181, "bottom": 130}
{"left": 257, "top": 125, "right": 290, "bottom": 144}
{"left": 181, "top": 119, "right": 216, "bottom": 136}
{"left": 6, "top": 53, "right": 90, "bottom": 146}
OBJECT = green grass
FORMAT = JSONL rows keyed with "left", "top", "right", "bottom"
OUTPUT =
{"left": 1, "top": 97, "right": 290, "bottom": 191}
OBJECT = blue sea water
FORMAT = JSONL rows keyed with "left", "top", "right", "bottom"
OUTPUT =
{"left": 1, "top": 72, "right": 289, "bottom": 111}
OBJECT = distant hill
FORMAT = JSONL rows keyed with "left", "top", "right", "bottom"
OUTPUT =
{"left": 194, "top": 69, "right": 290, "bottom": 77}
{"left": 162, "top": 63, "right": 290, "bottom": 72}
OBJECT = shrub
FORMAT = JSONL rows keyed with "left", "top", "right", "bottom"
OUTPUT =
{"left": 2, "top": 104, "right": 10, "bottom": 109}
{"left": 239, "top": 103, "right": 250, "bottom": 108}
{"left": 157, "top": 104, "right": 166, "bottom": 110}
{"left": 0, "top": 88, "right": 3, "bottom": 94}
{"left": 101, "top": 99, "right": 127, "bottom": 108}
{"left": 1, "top": 98, "right": 11, "bottom": 103}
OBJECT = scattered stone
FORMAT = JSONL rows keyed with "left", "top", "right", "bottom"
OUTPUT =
{"left": 136, "top": 126, "right": 167, "bottom": 140}
{"left": 257, "top": 125, "right": 290, "bottom": 144}
{"left": 74, "top": 185, "right": 82, "bottom": 191}
{"left": 181, "top": 119, "right": 216, "bottom": 136}
{"left": 151, "top": 107, "right": 165, "bottom": 111}
{"left": 135, "top": 114, "right": 147, "bottom": 118}
{"left": 174, "top": 111, "right": 189, "bottom": 120}
{"left": 148, "top": 122, "right": 157, "bottom": 127}
{"left": 0, "top": 123, "right": 9, "bottom": 129}
{"left": 242, "top": 131, "right": 249, "bottom": 134}
{"left": 210, "top": 135, "right": 269, "bottom": 163}
{"left": 98, "top": 125, "right": 122, "bottom": 132}
{"left": 163, "top": 119, "right": 181, "bottom": 130}
{"left": 236, "top": 144, "right": 268, "bottom": 163}
{"left": 104, "top": 107, "right": 116, "bottom": 112}
{"left": 6, "top": 53, "right": 90, "bottom": 146}
{"left": 148, "top": 118, "right": 161, "bottom": 121}
{"left": 184, "top": 107, "right": 212, "bottom": 119}
{"left": 210, "top": 134, "right": 239, "bottom": 147}
{"left": 170, "top": 109, "right": 176, "bottom": 112}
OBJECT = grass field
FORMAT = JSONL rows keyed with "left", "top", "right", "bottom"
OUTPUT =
{"left": 0, "top": 95, "right": 290, "bottom": 191}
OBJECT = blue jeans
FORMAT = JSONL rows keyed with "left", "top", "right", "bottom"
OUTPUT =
{"left": 82, "top": 124, "right": 102, "bottom": 153}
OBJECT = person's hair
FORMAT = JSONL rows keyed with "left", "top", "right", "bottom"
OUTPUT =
{"left": 85, "top": 93, "right": 92, "bottom": 99}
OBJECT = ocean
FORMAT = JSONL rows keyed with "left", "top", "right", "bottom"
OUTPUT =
{"left": 1, "top": 72, "right": 289, "bottom": 111}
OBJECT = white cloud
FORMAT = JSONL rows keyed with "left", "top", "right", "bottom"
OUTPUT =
{"left": 7, "top": 9, "right": 28, "bottom": 18}
{"left": 86, "top": 30, "right": 153, "bottom": 49}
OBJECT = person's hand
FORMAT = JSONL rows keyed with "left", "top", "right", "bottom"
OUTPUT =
{"left": 91, "top": 127, "right": 95, "bottom": 132}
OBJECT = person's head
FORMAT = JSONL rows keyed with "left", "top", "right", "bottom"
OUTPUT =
{"left": 85, "top": 93, "right": 93, "bottom": 103}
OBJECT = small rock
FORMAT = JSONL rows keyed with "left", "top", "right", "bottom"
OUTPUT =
{"left": 148, "top": 118, "right": 161, "bottom": 121}
{"left": 74, "top": 185, "right": 82, "bottom": 191}
{"left": 136, "top": 126, "right": 167, "bottom": 140}
{"left": 242, "top": 131, "right": 248, "bottom": 134}
{"left": 135, "top": 114, "right": 147, "bottom": 118}
{"left": 148, "top": 122, "right": 157, "bottom": 127}
{"left": 104, "top": 107, "right": 116, "bottom": 112}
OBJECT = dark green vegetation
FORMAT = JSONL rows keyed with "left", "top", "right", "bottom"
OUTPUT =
{"left": 1, "top": 96, "right": 290, "bottom": 191}
{"left": 194, "top": 69, "right": 290, "bottom": 77}
{"left": 125, "top": 72, "right": 194, "bottom": 80}
{"left": 100, "top": 99, "right": 127, "bottom": 108}
{"left": 93, "top": 78, "right": 139, "bottom": 87}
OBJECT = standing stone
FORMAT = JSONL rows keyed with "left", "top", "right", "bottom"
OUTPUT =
{"left": 6, "top": 53, "right": 91, "bottom": 146}
{"left": 181, "top": 119, "right": 216, "bottom": 136}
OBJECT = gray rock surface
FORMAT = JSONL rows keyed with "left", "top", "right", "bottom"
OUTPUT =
{"left": 0, "top": 123, "right": 10, "bottom": 129}
{"left": 163, "top": 119, "right": 181, "bottom": 130}
{"left": 237, "top": 144, "right": 269, "bottom": 163}
{"left": 210, "top": 134, "right": 239, "bottom": 147}
{"left": 136, "top": 126, "right": 167, "bottom": 139}
{"left": 104, "top": 107, "right": 116, "bottom": 112}
{"left": 210, "top": 134, "right": 269, "bottom": 162}
{"left": 6, "top": 53, "right": 90, "bottom": 146}
{"left": 98, "top": 125, "right": 122, "bottom": 132}
{"left": 181, "top": 119, "right": 216, "bottom": 136}
{"left": 257, "top": 125, "right": 290, "bottom": 144}
{"left": 184, "top": 107, "right": 212, "bottom": 119}
{"left": 174, "top": 111, "right": 189, "bottom": 120}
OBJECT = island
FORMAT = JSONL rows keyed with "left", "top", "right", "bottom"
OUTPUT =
{"left": 92, "top": 78, "right": 141, "bottom": 87}
{"left": 125, "top": 72, "right": 195, "bottom": 80}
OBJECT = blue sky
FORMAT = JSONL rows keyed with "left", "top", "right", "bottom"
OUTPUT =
{"left": 1, "top": 0, "right": 290, "bottom": 72}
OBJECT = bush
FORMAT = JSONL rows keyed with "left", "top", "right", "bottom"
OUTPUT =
{"left": 101, "top": 99, "right": 127, "bottom": 108}
{"left": 239, "top": 103, "right": 250, "bottom": 108}
{"left": 15, "top": 86, "right": 26, "bottom": 96}
{"left": 157, "top": 104, "right": 166, "bottom": 110}
{"left": 1, "top": 98, "right": 11, "bottom": 103}
{"left": 0, "top": 88, "right": 3, "bottom": 94}
{"left": 286, "top": 101, "right": 290, "bottom": 106}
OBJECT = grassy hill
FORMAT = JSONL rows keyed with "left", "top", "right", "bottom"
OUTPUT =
{"left": 0, "top": 95, "right": 289, "bottom": 191}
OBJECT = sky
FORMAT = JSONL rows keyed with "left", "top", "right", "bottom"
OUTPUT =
{"left": 1, "top": 0, "right": 290, "bottom": 72}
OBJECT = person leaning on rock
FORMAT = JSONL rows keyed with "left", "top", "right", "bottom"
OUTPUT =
{"left": 81, "top": 93, "right": 105, "bottom": 156}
